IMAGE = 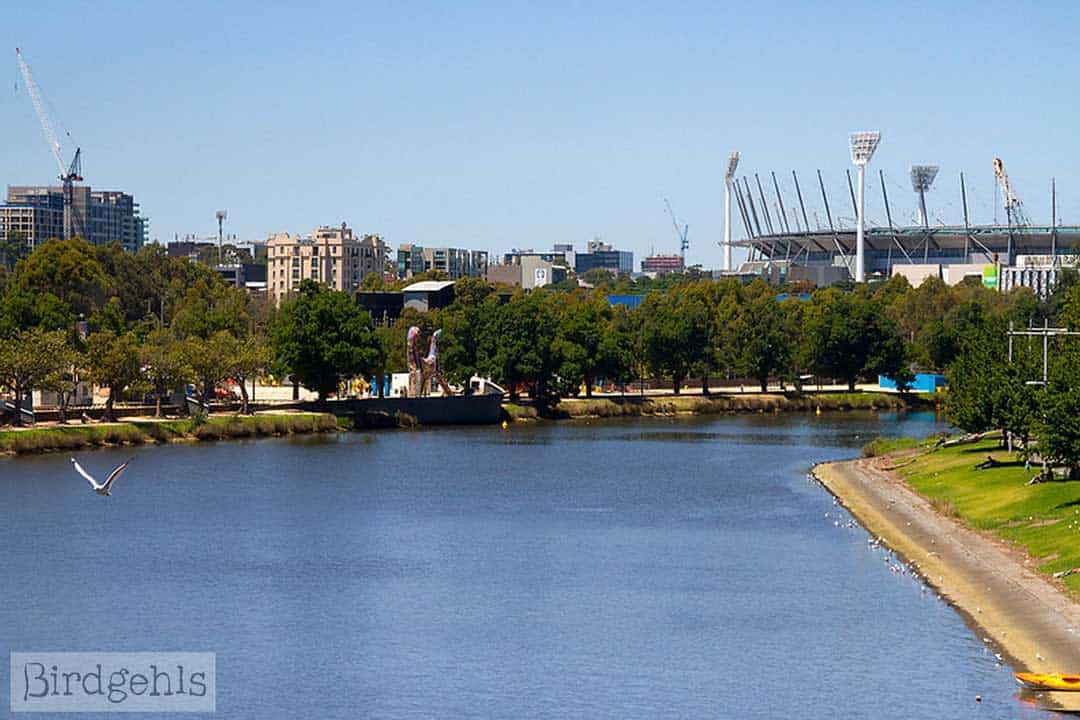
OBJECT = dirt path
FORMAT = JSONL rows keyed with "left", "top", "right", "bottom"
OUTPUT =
{"left": 815, "top": 457, "right": 1080, "bottom": 712}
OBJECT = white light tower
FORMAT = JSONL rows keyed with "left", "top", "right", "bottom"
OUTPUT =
{"left": 723, "top": 151, "right": 740, "bottom": 272}
{"left": 849, "top": 131, "right": 881, "bottom": 282}
{"left": 909, "top": 165, "right": 939, "bottom": 226}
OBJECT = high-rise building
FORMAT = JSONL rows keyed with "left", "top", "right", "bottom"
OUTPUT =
{"left": 266, "top": 223, "right": 387, "bottom": 304}
{"left": 0, "top": 185, "right": 147, "bottom": 253}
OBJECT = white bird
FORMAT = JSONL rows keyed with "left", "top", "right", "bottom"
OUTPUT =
{"left": 71, "top": 457, "right": 132, "bottom": 496}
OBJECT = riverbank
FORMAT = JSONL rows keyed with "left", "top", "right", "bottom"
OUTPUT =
{"left": 0, "top": 413, "right": 338, "bottom": 455}
{"left": 814, "top": 449, "right": 1080, "bottom": 712}
{"left": 505, "top": 391, "right": 930, "bottom": 421}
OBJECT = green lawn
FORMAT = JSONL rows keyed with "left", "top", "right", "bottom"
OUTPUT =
{"left": 893, "top": 438, "right": 1080, "bottom": 594}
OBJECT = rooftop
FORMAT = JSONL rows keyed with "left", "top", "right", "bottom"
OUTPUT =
{"left": 402, "top": 280, "right": 456, "bottom": 292}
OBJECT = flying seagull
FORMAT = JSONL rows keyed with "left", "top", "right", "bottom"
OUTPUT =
{"left": 71, "top": 457, "right": 132, "bottom": 496}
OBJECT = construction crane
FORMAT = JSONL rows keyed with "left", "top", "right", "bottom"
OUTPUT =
{"left": 15, "top": 47, "right": 85, "bottom": 240}
{"left": 993, "top": 157, "right": 1030, "bottom": 228}
{"left": 663, "top": 198, "right": 689, "bottom": 259}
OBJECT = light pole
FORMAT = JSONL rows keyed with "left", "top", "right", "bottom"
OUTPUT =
{"left": 723, "top": 151, "right": 740, "bottom": 272}
{"left": 910, "top": 165, "right": 939, "bottom": 262}
{"left": 215, "top": 210, "right": 227, "bottom": 265}
{"left": 909, "top": 165, "right": 938, "bottom": 226}
{"left": 849, "top": 132, "right": 880, "bottom": 283}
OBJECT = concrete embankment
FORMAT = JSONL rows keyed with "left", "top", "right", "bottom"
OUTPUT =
{"left": 0, "top": 413, "right": 338, "bottom": 456}
{"left": 506, "top": 391, "right": 923, "bottom": 421}
{"left": 814, "top": 458, "right": 1080, "bottom": 712}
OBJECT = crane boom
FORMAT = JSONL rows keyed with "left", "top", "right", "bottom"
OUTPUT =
{"left": 663, "top": 198, "right": 690, "bottom": 258}
{"left": 15, "top": 48, "right": 66, "bottom": 177}
{"left": 993, "top": 157, "right": 1030, "bottom": 227}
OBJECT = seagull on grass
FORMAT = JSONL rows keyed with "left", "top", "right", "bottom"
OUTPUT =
{"left": 71, "top": 457, "right": 132, "bottom": 496}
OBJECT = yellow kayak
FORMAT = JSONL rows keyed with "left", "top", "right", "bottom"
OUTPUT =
{"left": 1015, "top": 672, "right": 1080, "bottom": 691}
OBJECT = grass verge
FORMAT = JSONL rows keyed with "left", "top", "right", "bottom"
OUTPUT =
{"left": 889, "top": 437, "right": 1080, "bottom": 595}
{"left": 0, "top": 413, "right": 337, "bottom": 455}
{"left": 544, "top": 391, "right": 916, "bottom": 420}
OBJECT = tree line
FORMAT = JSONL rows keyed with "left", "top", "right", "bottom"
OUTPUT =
{"left": 0, "top": 238, "right": 1072, "bottom": 451}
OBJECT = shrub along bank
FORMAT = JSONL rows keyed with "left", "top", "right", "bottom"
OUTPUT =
{"left": 0, "top": 413, "right": 337, "bottom": 455}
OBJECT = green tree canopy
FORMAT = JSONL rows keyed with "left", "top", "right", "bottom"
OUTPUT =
{"left": 268, "top": 280, "right": 381, "bottom": 401}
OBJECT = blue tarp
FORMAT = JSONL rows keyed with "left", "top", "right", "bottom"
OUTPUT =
{"left": 879, "top": 373, "right": 946, "bottom": 392}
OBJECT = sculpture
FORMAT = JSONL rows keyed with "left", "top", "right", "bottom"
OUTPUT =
{"left": 406, "top": 326, "right": 423, "bottom": 398}
{"left": 422, "top": 329, "right": 454, "bottom": 397}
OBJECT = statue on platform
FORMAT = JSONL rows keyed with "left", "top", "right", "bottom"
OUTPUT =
{"left": 422, "top": 329, "right": 454, "bottom": 397}
{"left": 406, "top": 326, "right": 423, "bottom": 398}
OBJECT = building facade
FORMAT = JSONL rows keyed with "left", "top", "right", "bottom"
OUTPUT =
{"left": 574, "top": 238, "right": 633, "bottom": 275}
{"left": 641, "top": 254, "right": 685, "bottom": 274}
{"left": 397, "top": 244, "right": 489, "bottom": 280}
{"left": 0, "top": 185, "right": 147, "bottom": 253}
{"left": 266, "top": 224, "right": 387, "bottom": 304}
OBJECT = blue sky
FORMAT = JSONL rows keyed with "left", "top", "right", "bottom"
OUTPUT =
{"left": 4, "top": 1, "right": 1079, "bottom": 268}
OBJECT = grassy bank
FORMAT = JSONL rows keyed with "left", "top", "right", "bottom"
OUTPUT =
{"left": 879, "top": 437, "right": 1080, "bottom": 595}
{"left": 507, "top": 391, "right": 926, "bottom": 421}
{"left": 0, "top": 413, "right": 338, "bottom": 455}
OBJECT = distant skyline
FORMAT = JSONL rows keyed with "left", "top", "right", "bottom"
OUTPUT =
{"left": 5, "top": 1, "right": 1080, "bottom": 269}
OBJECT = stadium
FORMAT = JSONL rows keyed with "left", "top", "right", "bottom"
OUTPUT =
{"left": 721, "top": 142, "right": 1077, "bottom": 297}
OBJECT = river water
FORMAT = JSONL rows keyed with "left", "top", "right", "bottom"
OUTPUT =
{"left": 0, "top": 412, "right": 1055, "bottom": 718}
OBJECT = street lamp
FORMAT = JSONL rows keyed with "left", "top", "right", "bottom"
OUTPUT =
{"left": 849, "top": 131, "right": 880, "bottom": 282}
{"left": 909, "top": 165, "right": 939, "bottom": 226}
{"left": 723, "top": 151, "right": 740, "bottom": 272}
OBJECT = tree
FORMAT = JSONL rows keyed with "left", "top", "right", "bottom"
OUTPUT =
{"left": 0, "top": 328, "right": 74, "bottom": 426}
{"left": 171, "top": 280, "right": 249, "bottom": 340}
{"left": 267, "top": 280, "right": 381, "bottom": 401}
{"left": 438, "top": 278, "right": 498, "bottom": 394}
{"left": 733, "top": 294, "right": 790, "bottom": 392}
{"left": 13, "top": 239, "right": 113, "bottom": 319}
{"left": 359, "top": 272, "right": 385, "bottom": 291}
{"left": 140, "top": 329, "right": 192, "bottom": 417}
{"left": 479, "top": 289, "right": 560, "bottom": 402}
{"left": 87, "top": 331, "right": 143, "bottom": 421}
{"left": 597, "top": 303, "right": 637, "bottom": 393}
{"left": 0, "top": 230, "right": 30, "bottom": 272}
{"left": 806, "top": 288, "right": 907, "bottom": 392}
{"left": 184, "top": 332, "right": 237, "bottom": 412}
{"left": 554, "top": 292, "right": 610, "bottom": 397}
{"left": 225, "top": 334, "right": 271, "bottom": 414}
{"left": 1035, "top": 345, "right": 1080, "bottom": 479}
{"left": 641, "top": 291, "right": 708, "bottom": 394}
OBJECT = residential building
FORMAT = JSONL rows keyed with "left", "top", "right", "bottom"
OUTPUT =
{"left": 397, "top": 244, "right": 489, "bottom": 280}
{"left": 0, "top": 185, "right": 147, "bottom": 253}
{"left": 266, "top": 223, "right": 387, "bottom": 304}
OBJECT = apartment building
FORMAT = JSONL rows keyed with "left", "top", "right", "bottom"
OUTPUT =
{"left": 266, "top": 223, "right": 387, "bottom": 303}
{"left": 0, "top": 185, "right": 147, "bottom": 253}
{"left": 396, "top": 243, "right": 489, "bottom": 280}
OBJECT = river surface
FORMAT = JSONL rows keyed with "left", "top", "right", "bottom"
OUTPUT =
{"left": 0, "top": 412, "right": 1056, "bottom": 718}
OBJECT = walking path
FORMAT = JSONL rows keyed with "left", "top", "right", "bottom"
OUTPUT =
{"left": 815, "top": 457, "right": 1080, "bottom": 712}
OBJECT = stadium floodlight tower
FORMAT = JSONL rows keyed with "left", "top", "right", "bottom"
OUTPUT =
{"left": 723, "top": 151, "right": 740, "bottom": 272}
{"left": 849, "top": 131, "right": 881, "bottom": 282}
{"left": 909, "top": 165, "right": 939, "bottom": 226}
